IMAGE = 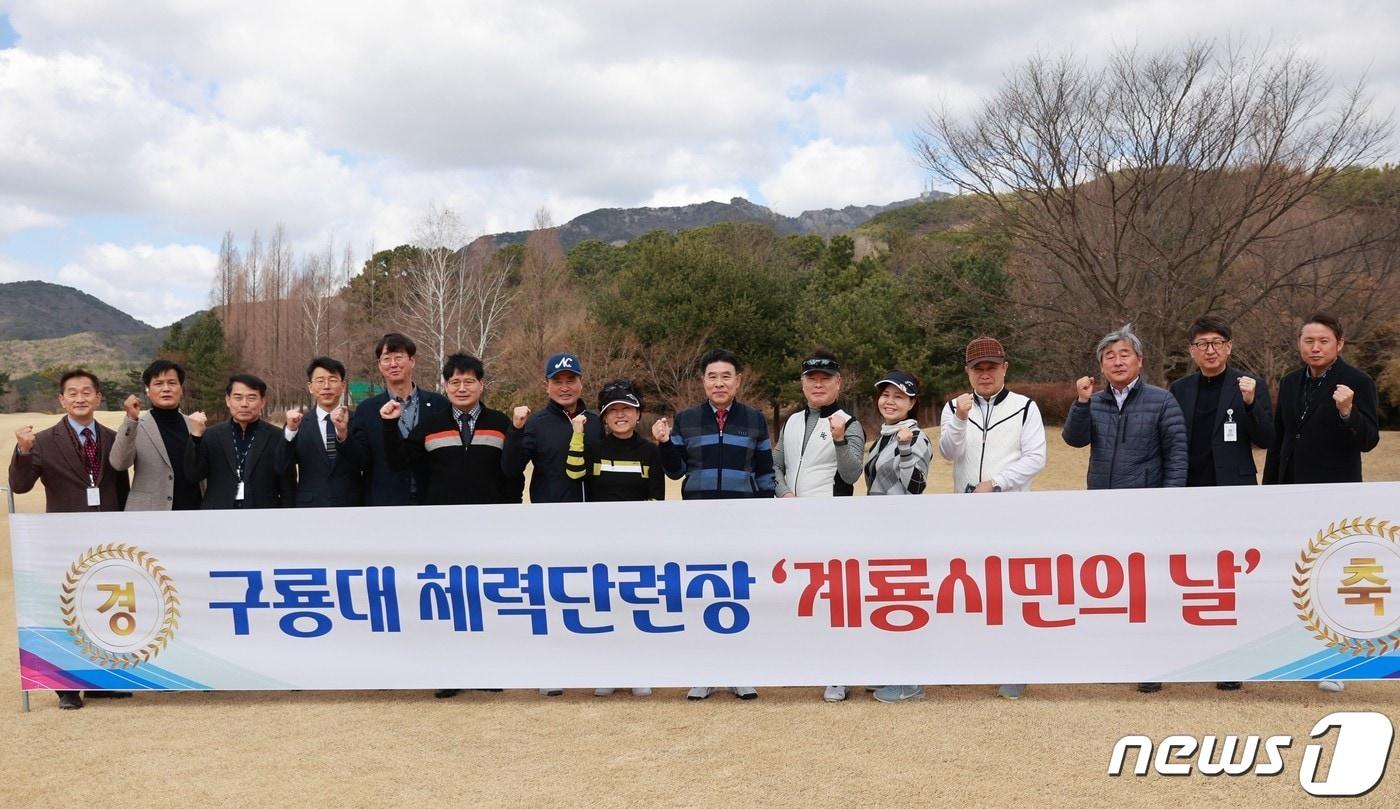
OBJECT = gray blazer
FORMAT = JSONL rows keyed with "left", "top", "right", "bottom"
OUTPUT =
{"left": 109, "top": 411, "right": 198, "bottom": 511}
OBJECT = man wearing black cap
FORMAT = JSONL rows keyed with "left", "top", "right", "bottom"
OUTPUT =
{"left": 773, "top": 349, "right": 865, "bottom": 500}
{"left": 937, "top": 336, "right": 1046, "bottom": 701}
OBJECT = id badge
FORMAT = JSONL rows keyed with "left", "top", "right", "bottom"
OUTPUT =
{"left": 235, "top": 481, "right": 245, "bottom": 501}
{"left": 1223, "top": 423, "right": 1238, "bottom": 443}
{"left": 86, "top": 486, "right": 101, "bottom": 507}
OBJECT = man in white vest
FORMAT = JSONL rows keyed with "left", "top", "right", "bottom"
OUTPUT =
{"left": 939, "top": 336, "right": 1046, "bottom": 700}
{"left": 773, "top": 350, "right": 866, "bottom": 704}
{"left": 773, "top": 349, "right": 865, "bottom": 500}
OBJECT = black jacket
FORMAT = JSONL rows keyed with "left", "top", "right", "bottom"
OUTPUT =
{"left": 287, "top": 410, "right": 363, "bottom": 507}
{"left": 1168, "top": 367, "right": 1273, "bottom": 486}
{"left": 1264, "top": 358, "right": 1380, "bottom": 484}
{"left": 349, "top": 388, "right": 451, "bottom": 506}
{"left": 384, "top": 404, "right": 524, "bottom": 505}
{"left": 189, "top": 419, "right": 295, "bottom": 509}
{"left": 502, "top": 400, "right": 602, "bottom": 503}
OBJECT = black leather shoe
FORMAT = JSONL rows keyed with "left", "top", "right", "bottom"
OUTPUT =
{"left": 1216, "top": 681, "right": 1242, "bottom": 691}
{"left": 86, "top": 690, "right": 133, "bottom": 699}
{"left": 1136, "top": 682, "right": 1162, "bottom": 693}
{"left": 58, "top": 691, "right": 84, "bottom": 710}
{"left": 434, "top": 689, "right": 460, "bottom": 699}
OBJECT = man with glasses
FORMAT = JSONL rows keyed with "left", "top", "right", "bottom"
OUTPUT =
{"left": 348, "top": 333, "right": 449, "bottom": 506}
{"left": 1168, "top": 316, "right": 1272, "bottom": 693}
{"left": 283, "top": 357, "right": 360, "bottom": 507}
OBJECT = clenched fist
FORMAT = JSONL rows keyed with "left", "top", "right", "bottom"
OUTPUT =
{"left": 123, "top": 394, "right": 142, "bottom": 421}
{"left": 14, "top": 425, "right": 36, "bottom": 454}
{"left": 188, "top": 411, "right": 208, "bottom": 437}
{"left": 955, "top": 393, "right": 973, "bottom": 420}
{"left": 285, "top": 407, "right": 304, "bottom": 431}
{"left": 896, "top": 427, "right": 913, "bottom": 443}
{"left": 571, "top": 413, "right": 587, "bottom": 433}
{"left": 1237, "top": 375, "right": 1256, "bottom": 406}
{"left": 828, "top": 415, "right": 846, "bottom": 442}
{"left": 651, "top": 417, "right": 671, "bottom": 444}
{"left": 1334, "top": 384, "right": 1355, "bottom": 419}
{"left": 331, "top": 405, "right": 349, "bottom": 440}
{"left": 1075, "top": 376, "right": 1096, "bottom": 403}
{"left": 512, "top": 405, "right": 531, "bottom": 429}
{"left": 380, "top": 400, "right": 403, "bottom": 421}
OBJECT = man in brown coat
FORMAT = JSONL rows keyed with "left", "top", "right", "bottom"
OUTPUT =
{"left": 8, "top": 369, "right": 130, "bottom": 710}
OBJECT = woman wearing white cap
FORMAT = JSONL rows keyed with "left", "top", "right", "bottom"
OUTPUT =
{"left": 566, "top": 378, "right": 664, "bottom": 697}
{"left": 864, "top": 370, "right": 933, "bottom": 703}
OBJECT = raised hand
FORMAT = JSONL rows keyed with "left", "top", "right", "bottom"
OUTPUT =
{"left": 14, "top": 425, "right": 36, "bottom": 454}
{"left": 651, "top": 417, "right": 671, "bottom": 443}
{"left": 570, "top": 413, "right": 587, "bottom": 433}
{"left": 380, "top": 399, "right": 403, "bottom": 421}
{"left": 188, "top": 411, "right": 208, "bottom": 437}
{"left": 1333, "top": 384, "right": 1355, "bottom": 419}
{"left": 1237, "top": 375, "right": 1256, "bottom": 406}
{"left": 1075, "top": 376, "right": 1096, "bottom": 403}
{"left": 896, "top": 426, "right": 913, "bottom": 443}
{"left": 123, "top": 394, "right": 141, "bottom": 421}
{"left": 955, "top": 393, "right": 973, "bottom": 420}
{"left": 828, "top": 414, "right": 846, "bottom": 442}
{"left": 512, "top": 405, "right": 531, "bottom": 429}
{"left": 285, "top": 407, "right": 304, "bottom": 432}
{"left": 332, "top": 405, "right": 350, "bottom": 440}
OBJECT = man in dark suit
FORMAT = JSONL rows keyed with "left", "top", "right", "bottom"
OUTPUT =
{"left": 1264, "top": 312, "right": 1381, "bottom": 486}
{"left": 1169, "top": 317, "right": 1274, "bottom": 488}
{"left": 1263, "top": 312, "right": 1380, "bottom": 694}
{"left": 348, "top": 332, "right": 450, "bottom": 506}
{"left": 8, "top": 369, "right": 130, "bottom": 710}
{"left": 283, "top": 356, "right": 360, "bottom": 507}
{"left": 187, "top": 374, "right": 295, "bottom": 509}
{"left": 1169, "top": 316, "right": 1274, "bottom": 693}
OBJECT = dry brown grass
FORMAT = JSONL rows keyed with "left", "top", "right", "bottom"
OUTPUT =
{"left": 2, "top": 411, "right": 1399, "bottom": 808}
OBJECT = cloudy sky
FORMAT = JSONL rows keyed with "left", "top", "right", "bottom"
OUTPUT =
{"left": 2, "top": 1, "right": 1398, "bottom": 325}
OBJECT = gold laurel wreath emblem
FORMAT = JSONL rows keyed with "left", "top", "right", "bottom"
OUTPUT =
{"left": 1293, "top": 516, "right": 1400, "bottom": 657}
{"left": 59, "top": 543, "right": 180, "bottom": 669}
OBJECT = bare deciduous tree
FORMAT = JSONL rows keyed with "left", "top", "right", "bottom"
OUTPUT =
{"left": 916, "top": 40, "right": 1393, "bottom": 381}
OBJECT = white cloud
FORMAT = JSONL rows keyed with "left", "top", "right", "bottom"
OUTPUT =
{"left": 0, "top": 201, "right": 61, "bottom": 238}
{"left": 0, "top": 0, "right": 1397, "bottom": 323}
{"left": 56, "top": 243, "right": 218, "bottom": 326}
{"left": 760, "top": 139, "right": 924, "bottom": 213}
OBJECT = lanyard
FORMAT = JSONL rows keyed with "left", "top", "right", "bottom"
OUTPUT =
{"left": 232, "top": 425, "right": 257, "bottom": 481}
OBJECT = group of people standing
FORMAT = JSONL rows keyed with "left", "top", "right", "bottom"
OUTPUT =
{"left": 7, "top": 311, "right": 1382, "bottom": 709}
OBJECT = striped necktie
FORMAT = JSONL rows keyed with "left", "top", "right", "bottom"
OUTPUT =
{"left": 324, "top": 414, "right": 338, "bottom": 460}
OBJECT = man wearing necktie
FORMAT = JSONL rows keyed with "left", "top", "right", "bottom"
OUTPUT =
{"left": 284, "top": 357, "right": 361, "bottom": 507}
{"left": 9, "top": 369, "right": 130, "bottom": 710}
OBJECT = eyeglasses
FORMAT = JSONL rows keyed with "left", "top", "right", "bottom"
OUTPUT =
{"left": 1190, "top": 339, "right": 1228, "bottom": 352}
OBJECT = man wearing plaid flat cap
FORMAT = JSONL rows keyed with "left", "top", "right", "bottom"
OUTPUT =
{"left": 938, "top": 336, "right": 1046, "bottom": 701}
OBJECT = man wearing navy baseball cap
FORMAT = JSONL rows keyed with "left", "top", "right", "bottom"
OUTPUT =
{"left": 502, "top": 351, "right": 603, "bottom": 697}
{"left": 503, "top": 352, "right": 602, "bottom": 505}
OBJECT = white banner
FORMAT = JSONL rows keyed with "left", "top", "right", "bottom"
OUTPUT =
{"left": 10, "top": 483, "right": 1400, "bottom": 691}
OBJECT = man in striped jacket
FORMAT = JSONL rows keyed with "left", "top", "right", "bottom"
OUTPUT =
{"left": 654, "top": 349, "right": 776, "bottom": 501}
{"left": 653, "top": 348, "right": 773, "bottom": 702}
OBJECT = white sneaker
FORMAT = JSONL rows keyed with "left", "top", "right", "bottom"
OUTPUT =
{"left": 540, "top": 688, "right": 563, "bottom": 696}
{"left": 730, "top": 686, "right": 758, "bottom": 700}
{"left": 631, "top": 687, "right": 652, "bottom": 697}
{"left": 593, "top": 688, "right": 615, "bottom": 697}
{"left": 687, "top": 686, "right": 714, "bottom": 700}
{"left": 1318, "top": 680, "right": 1345, "bottom": 692}
{"left": 823, "top": 685, "right": 849, "bottom": 702}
